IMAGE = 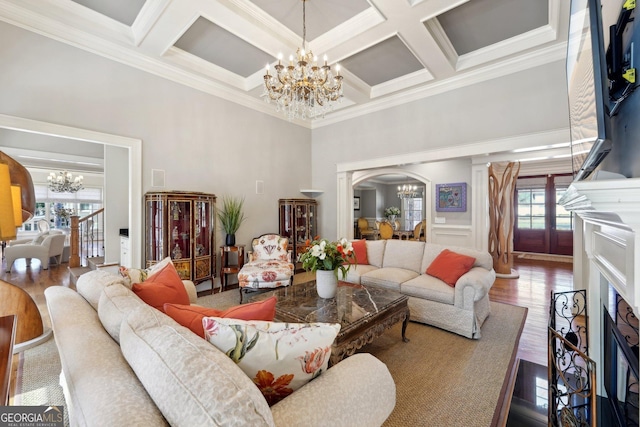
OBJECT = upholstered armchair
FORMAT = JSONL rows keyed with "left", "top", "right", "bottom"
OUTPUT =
{"left": 5, "top": 233, "right": 66, "bottom": 272}
{"left": 238, "top": 234, "right": 294, "bottom": 302}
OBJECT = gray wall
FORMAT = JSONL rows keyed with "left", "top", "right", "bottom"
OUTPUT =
{"left": 0, "top": 22, "right": 311, "bottom": 252}
{"left": 312, "top": 61, "right": 570, "bottom": 239}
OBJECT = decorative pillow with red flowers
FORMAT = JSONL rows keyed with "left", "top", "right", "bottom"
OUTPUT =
{"left": 203, "top": 318, "right": 340, "bottom": 406}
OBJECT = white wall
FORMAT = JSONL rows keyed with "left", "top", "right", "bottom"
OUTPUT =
{"left": 0, "top": 22, "right": 311, "bottom": 262}
{"left": 312, "top": 60, "right": 571, "bottom": 240}
{"left": 104, "top": 145, "right": 128, "bottom": 264}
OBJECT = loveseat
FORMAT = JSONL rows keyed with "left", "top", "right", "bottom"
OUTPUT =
{"left": 45, "top": 269, "right": 396, "bottom": 426}
{"left": 342, "top": 239, "right": 496, "bottom": 339}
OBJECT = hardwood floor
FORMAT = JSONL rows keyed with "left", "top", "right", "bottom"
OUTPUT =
{"left": 1, "top": 254, "right": 573, "bottom": 369}
{"left": 489, "top": 257, "right": 574, "bottom": 366}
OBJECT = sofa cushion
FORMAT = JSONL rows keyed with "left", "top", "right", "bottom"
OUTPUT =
{"left": 76, "top": 269, "right": 129, "bottom": 310}
{"left": 341, "top": 264, "right": 379, "bottom": 284}
{"left": 238, "top": 260, "right": 293, "bottom": 289}
{"left": 348, "top": 239, "right": 368, "bottom": 265}
{"left": 120, "top": 304, "right": 276, "bottom": 427}
{"left": 400, "top": 274, "right": 455, "bottom": 305}
{"left": 163, "top": 296, "right": 278, "bottom": 337}
{"left": 203, "top": 318, "right": 340, "bottom": 406}
{"left": 98, "top": 282, "right": 146, "bottom": 343}
{"left": 361, "top": 267, "right": 420, "bottom": 291}
{"left": 381, "top": 240, "right": 425, "bottom": 273}
{"left": 426, "top": 249, "right": 476, "bottom": 286}
{"left": 364, "top": 240, "right": 386, "bottom": 267}
{"left": 132, "top": 263, "right": 190, "bottom": 311}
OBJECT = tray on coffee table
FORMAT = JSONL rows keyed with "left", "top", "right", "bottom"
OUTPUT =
{"left": 250, "top": 280, "right": 409, "bottom": 365}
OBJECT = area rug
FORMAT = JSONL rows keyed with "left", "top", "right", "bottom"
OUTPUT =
{"left": 14, "top": 292, "right": 526, "bottom": 427}
{"left": 361, "top": 301, "right": 527, "bottom": 427}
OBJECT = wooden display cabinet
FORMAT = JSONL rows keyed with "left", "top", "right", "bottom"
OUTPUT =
{"left": 145, "top": 191, "right": 216, "bottom": 284}
{"left": 279, "top": 198, "right": 318, "bottom": 262}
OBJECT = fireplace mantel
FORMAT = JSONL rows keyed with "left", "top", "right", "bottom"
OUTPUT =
{"left": 562, "top": 177, "right": 640, "bottom": 315}
{"left": 562, "top": 178, "right": 640, "bottom": 232}
{"left": 561, "top": 177, "right": 640, "bottom": 401}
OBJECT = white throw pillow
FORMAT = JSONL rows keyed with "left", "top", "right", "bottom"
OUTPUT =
{"left": 203, "top": 318, "right": 340, "bottom": 406}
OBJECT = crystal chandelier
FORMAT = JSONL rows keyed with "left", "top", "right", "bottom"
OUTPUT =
{"left": 397, "top": 184, "right": 419, "bottom": 199}
{"left": 47, "top": 171, "right": 84, "bottom": 193}
{"left": 263, "top": 0, "right": 343, "bottom": 120}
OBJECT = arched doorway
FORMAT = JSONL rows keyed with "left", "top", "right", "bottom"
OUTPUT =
{"left": 352, "top": 168, "right": 432, "bottom": 241}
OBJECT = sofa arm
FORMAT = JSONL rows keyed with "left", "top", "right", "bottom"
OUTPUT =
{"left": 270, "top": 353, "right": 395, "bottom": 427}
{"left": 453, "top": 267, "right": 496, "bottom": 310}
{"left": 181, "top": 280, "right": 197, "bottom": 304}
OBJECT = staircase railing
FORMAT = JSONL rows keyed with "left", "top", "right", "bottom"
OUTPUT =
{"left": 69, "top": 208, "right": 105, "bottom": 268}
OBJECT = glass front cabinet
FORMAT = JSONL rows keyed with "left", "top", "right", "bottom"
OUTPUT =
{"left": 145, "top": 191, "right": 216, "bottom": 284}
{"left": 279, "top": 198, "right": 318, "bottom": 262}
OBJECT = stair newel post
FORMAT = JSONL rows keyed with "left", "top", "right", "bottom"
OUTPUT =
{"left": 70, "top": 215, "right": 80, "bottom": 268}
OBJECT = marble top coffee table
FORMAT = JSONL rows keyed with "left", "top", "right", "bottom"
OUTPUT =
{"left": 250, "top": 280, "right": 410, "bottom": 365}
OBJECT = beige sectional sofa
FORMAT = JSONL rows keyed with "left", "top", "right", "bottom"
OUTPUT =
{"left": 45, "top": 270, "right": 395, "bottom": 427}
{"left": 342, "top": 239, "right": 496, "bottom": 339}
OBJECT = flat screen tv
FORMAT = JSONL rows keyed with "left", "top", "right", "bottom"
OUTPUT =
{"left": 567, "top": 0, "right": 640, "bottom": 181}
{"left": 566, "top": 0, "right": 612, "bottom": 181}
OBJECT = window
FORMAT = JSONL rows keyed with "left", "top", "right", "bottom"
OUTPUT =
{"left": 402, "top": 197, "right": 423, "bottom": 229}
{"left": 18, "top": 184, "right": 103, "bottom": 233}
{"left": 517, "top": 189, "right": 546, "bottom": 229}
{"left": 555, "top": 188, "right": 573, "bottom": 230}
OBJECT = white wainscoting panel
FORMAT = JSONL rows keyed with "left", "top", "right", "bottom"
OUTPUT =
{"left": 430, "top": 224, "right": 473, "bottom": 247}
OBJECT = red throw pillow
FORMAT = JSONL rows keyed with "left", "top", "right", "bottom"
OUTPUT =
{"left": 349, "top": 239, "right": 369, "bottom": 265}
{"left": 132, "top": 263, "right": 190, "bottom": 311}
{"left": 426, "top": 249, "right": 476, "bottom": 287}
{"left": 164, "top": 296, "right": 278, "bottom": 337}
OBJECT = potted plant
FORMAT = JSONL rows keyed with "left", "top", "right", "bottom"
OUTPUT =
{"left": 217, "top": 196, "right": 246, "bottom": 246}
{"left": 299, "top": 237, "right": 355, "bottom": 298}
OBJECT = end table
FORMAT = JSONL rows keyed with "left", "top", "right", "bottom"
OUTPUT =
{"left": 219, "top": 245, "right": 245, "bottom": 291}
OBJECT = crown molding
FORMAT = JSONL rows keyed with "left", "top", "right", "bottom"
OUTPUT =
{"left": 338, "top": 128, "right": 570, "bottom": 173}
{"left": 0, "top": 0, "right": 565, "bottom": 130}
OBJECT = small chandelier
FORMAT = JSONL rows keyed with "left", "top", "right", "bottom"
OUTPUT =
{"left": 263, "top": 0, "right": 343, "bottom": 120}
{"left": 47, "top": 171, "right": 84, "bottom": 193}
{"left": 397, "top": 184, "right": 419, "bottom": 199}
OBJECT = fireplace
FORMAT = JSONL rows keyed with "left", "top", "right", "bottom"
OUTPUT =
{"left": 561, "top": 178, "right": 640, "bottom": 426}
{"left": 603, "top": 285, "right": 639, "bottom": 427}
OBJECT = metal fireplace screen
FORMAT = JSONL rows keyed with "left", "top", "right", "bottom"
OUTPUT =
{"left": 549, "top": 290, "right": 597, "bottom": 426}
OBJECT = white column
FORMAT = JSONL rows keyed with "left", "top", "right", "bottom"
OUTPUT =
{"left": 471, "top": 163, "right": 489, "bottom": 252}
{"left": 336, "top": 171, "right": 354, "bottom": 240}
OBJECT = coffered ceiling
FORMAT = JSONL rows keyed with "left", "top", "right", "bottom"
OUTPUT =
{"left": 0, "top": 0, "right": 569, "bottom": 127}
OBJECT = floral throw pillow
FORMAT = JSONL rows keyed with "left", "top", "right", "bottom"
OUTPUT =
{"left": 203, "top": 318, "right": 340, "bottom": 406}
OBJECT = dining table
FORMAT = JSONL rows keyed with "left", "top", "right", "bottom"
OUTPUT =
{"left": 393, "top": 229, "right": 414, "bottom": 240}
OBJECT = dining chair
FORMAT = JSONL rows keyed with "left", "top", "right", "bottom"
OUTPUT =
{"left": 357, "top": 217, "right": 376, "bottom": 240}
{"left": 378, "top": 221, "right": 394, "bottom": 240}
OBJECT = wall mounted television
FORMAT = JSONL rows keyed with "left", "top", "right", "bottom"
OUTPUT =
{"left": 567, "top": 0, "right": 639, "bottom": 181}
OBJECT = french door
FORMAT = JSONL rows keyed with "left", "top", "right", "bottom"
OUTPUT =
{"left": 514, "top": 174, "right": 573, "bottom": 256}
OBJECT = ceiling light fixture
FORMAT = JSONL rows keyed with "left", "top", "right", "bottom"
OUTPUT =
{"left": 263, "top": 0, "right": 343, "bottom": 120}
{"left": 397, "top": 182, "right": 419, "bottom": 199}
{"left": 47, "top": 171, "right": 84, "bottom": 193}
